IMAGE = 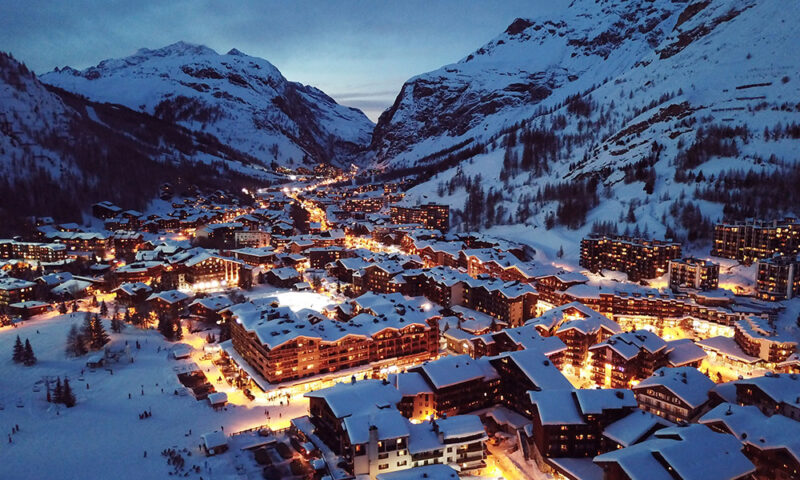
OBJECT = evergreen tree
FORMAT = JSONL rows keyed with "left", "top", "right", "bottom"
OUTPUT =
{"left": 81, "top": 314, "right": 93, "bottom": 341}
{"left": 66, "top": 324, "right": 86, "bottom": 357}
{"left": 91, "top": 295, "right": 98, "bottom": 307}
{"left": 58, "top": 302, "right": 67, "bottom": 315}
{"left": 23, "top": 339, "right": 36, "bottom": 366}
{"left": 62, "top": 377, "right": 76, "bottom": 407}
{"left": 173, "top": 318, "right": 183, "bottom": 340}
{"left": 99, "top": 301, "right": 108, "bottom": 317}
{"left": 53, "top": 377, "right": 63, "bottom": 404}
{"left": 626, "top": 203, "right": 637, "bottom": 223}
{"left": 90, "top": 315, "right": 110, "bottom": 350}
{"left": 111, "top": 316, "right": 123, "bottom": 333}
{"left": 12, "top": 335, "right": 24, "bottom": 363}
{"left": 71, "top": 301, "right": 79, "bottom": 313}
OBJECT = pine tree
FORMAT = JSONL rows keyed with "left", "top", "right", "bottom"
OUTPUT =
{"left": 58, "top": 302, "right": 67, "bottom": 315}
{"left": 99, "top": 301, "right": 108, "bottom": 317}
{"left": 81, "top": 314, "right": 93, "bottom": 343}
{"left": 158, "top": 315, "right": 172, "bottom": 340}
{"left": 91, "top": 295, "right": 98, "bottom": 307}
{"left": 173, "top": 319, "right": 183, "bottom": 340}
{"left": 66, "top": 324, "right": 84, "bottom": 357}
{"left": 23, "top": 339, "right": 36, "bottom": 366}
{"left": 111, "top": 316, "right": 123, "bottom": 333}
{"left": 62, "top": 377, "right": 76, "bottom": 407}
{"left": 626, "top": 204, "right": 637, "bottom": 223}
{"left": 90, "top": 315, "right": 110, "bottom": 350}
{"left": 53, "top": 377, "right": 63, "bottom": 404}
{"left": 12, "top": 335, "right": 24, "bottom": 363}
{"left": 71, "top": 302, "right": 79, "bottom": 313}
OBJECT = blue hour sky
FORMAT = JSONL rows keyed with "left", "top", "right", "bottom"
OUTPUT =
{"left": 0, "top": 1, "right": 561, "bottom": 121}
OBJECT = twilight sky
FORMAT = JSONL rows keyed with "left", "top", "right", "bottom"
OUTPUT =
{"left": 0, "top": 1, "right": 561, "bottom": 122}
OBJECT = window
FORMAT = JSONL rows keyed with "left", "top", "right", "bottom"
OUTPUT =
{"left": 378, "top": 464, "right": 389, "bottom": 470}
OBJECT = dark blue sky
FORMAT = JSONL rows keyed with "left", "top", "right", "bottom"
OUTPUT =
{"left": 0, "top": 1, "right": 561, "bottom": 121}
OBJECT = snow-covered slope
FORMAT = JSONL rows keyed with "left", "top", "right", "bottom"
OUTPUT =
{"left": 374, "top": 0, "right": 800, "bottom": 257}
{"left": 0, "top": 51, "right": 266, "bottom": 230}
{"left": 42, "top": 42, "right": 373, "bottom": 168}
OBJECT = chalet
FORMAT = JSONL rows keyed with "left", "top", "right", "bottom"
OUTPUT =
{"left": 0, "top": 277, "right": 35, "bottom": 307}
{"left": 146, "top": 290, "right": 192, "bottom": 318}
{"left": 264, "top": 267, "right": 301, "bottom": 288}
{"left": 112, "top": 282, "right": 153, "bottom": 306}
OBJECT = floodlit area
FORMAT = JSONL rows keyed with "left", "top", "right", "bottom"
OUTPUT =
{"left": 0, "top": 310, "right": 307, "bottom": 480}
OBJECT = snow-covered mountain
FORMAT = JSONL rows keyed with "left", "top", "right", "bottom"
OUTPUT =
{"left": 42, "top": 42, "right": 373, "bottom": 168}
{"left": 0, "top": 51, "right": 266, "bottom": 230}
{"left": 373, "top": 0, "right": 800, "bottom": 256}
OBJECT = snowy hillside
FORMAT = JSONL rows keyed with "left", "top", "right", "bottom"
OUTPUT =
{"left": 42, "top": 42, "right": 373, "bottom": 168}
{"left": 373, "top": 0, "right": 800, "bottom": 258}
{"left": 0, "top": 51, "right": 268, "bottom": 229}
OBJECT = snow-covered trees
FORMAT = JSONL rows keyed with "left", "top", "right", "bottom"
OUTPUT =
{"left": 23, "top": 339, "right": 36, "bottom": 365}
{"left": 68, "top": 314, "right": 109, "bottom": 357}
{"left": 158, "top": 316, "right": 183, "bottom": 341}
{"left": 66, "top": 324, "right": 88, "bottom": 357}
{"left": 12, "top": 336, "right": 36, "bottom": 365}
{"left": 12, "top": 335, "right": 24, "bottom": 363}
{"left": 50, "top": 376, "right": 76, "bottom": 408}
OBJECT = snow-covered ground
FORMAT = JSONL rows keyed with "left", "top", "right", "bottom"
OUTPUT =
{"left": 0, "top": 310, "right": 308, "bottom": 480}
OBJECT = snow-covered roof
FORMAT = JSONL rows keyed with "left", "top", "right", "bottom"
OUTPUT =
{"left": 635, "top": 367, "right": 715, "bottom": 410}
{"left": 575, "top": 388, "right": 637, "bottom": 415}
{"left": 734, "top": 373, "right": 800, "bottom": 406}
{"left": 699, "top": 403, "right": 800, "bottom": 464}
{"left": 189, "top": 295, "right": 234, "bottom": 311}
{"left": 529, "top": 389, "right": 585, "bottom": 425}
{"left": 594, "top": 424, "right": 755, "bottom": 480}
{"left": 376, "top": 464, "right": 459, "bottom": 480}
{"left": 229, "top": 298, "right": 431, "bottom": 351}
{"left": 387, "top": 371, "right": 432, "bottom": 396}
{"left": 112, "top": 282, "right": 152, "bottom": 296}
{"left": 603, "top": 410, "right": 673, "bottom": 448}
{"left": 201, "top": 431, "right": 228, "bottom": 450}
{"left": 548, "top": 458, "right": 603, "bottom": 480}
{"left": 589, "top": 329, "right": 667, "bottom": 360}
{"left": 415, "top": 355, "right": 498, "bottom": 390}
{"left": 696, "top": 336, "right": 760, "bottom": 364}
{"left": 496, "top": 349, "right": 573, "bottom": 390}
{"left": 343, "top": 408, "right": 409, "bottom": 445}
{"left": 268, "top": 266, "right": 300, "bottom": 280}
{"left": 207, "top": 392, "right": 228, "bottom": 405}
{"left": 305, "top": 379, "right": 402, "bottom": 420}
{"left": 146, "top": 289, "right": 191, "bottom": 304}
{"left": 665, "top": 339, "right": 707, "bottom": 367}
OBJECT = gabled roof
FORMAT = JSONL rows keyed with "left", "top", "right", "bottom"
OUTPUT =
{"left": 699, "top": 403, "right": 800, "bottom": 465}
{"left": 603, "top": 410, "right": 673, "bottom": 447}
{"left": 635, "top": 367, "right": 715, "bottom": 410}
{"left": 594, "top": 424, "right": 755, "bottom": 480}
{"left": 304, "top": 379, "right": 402, "bottom": 419}
{"left": 589, "top": 329, "right": 667, "bottom": 360}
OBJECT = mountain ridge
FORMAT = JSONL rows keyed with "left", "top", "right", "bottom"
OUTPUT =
{"left": 42, "top": 41, "right": 373, "bottom": 169}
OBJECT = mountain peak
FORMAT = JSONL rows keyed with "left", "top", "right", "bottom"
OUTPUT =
{"left": 226, "top": 48, "right": 245, "bottom": 56}
{"left": 137, "top": 41, "right": 218, "bottom": 58}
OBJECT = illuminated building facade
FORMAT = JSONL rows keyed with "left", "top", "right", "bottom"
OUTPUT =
{"left": 580, "top": 235, "right": 681, "bottom": 281}
{"left": 668, "top": 257, "right": 719, "bottom": 291}
{"left": 712, "top": 217, "right": 800, "bottom": 263}
{"left": 390, "top": 204, "right": 450, "bottom": 233}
